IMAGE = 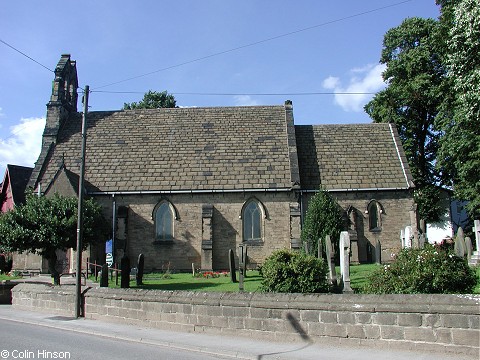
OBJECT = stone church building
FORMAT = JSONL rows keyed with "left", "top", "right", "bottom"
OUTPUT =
{"left": 28, "top": 54, "right": 417, "bottom": 271}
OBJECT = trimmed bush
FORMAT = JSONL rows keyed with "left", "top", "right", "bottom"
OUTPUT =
{"left": 260, "top": 249, "right": 329, "bottom": 293}
{"left": 365, "top": 244, "right": 476, "bottom": 294}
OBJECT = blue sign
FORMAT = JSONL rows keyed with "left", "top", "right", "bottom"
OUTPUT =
{"left": 105, "top": 239, "right": 112, "bottom": 254}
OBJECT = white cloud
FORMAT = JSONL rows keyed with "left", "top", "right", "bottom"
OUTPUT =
{"left": 322, "top": 64, "right": 386, "bottom": 112}
{"left": 233, "top": 95, "right": 259, "bottom": 106}
{"left": 322, "top": 76, "right": 340, "bottom": 89}
{"left": 0, "top": 117, "right": 45, "bottom": 172}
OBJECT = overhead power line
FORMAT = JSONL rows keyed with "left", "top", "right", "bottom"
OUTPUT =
{"left": 92, "top": 90, "right": 376, "bottom": 96}
{"left": 0, "top": 38, "right": 54, "bottom": 72}
{"left": 92, "top": 0, "right": 412, "bottom": 90}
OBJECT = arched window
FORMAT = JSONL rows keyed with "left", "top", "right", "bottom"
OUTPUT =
{"left": 367, "top": 200, "right": 383, "bottom": 232}
{"left": 242, "top": 199, "right": 265, "bottom": 242}
{"left": 154, "top": 201, "right": 175, "bottom": 241}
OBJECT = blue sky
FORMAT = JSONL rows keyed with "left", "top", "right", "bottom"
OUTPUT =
{"left": 0, "top": 0, "right": 440, "bottom": 176}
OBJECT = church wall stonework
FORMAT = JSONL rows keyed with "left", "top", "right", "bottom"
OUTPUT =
{"left": 95, "top": 191, "right": 296, "bottom": 272}
{"left": 302, "top": 190, "right": 415, "bottom": 263}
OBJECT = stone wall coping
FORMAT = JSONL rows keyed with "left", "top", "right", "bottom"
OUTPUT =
{"left": 77, "top": 287, "right": 480, "bottom": 315}
{"left": 12, "top": 284, "right": 480, "bottom": 315}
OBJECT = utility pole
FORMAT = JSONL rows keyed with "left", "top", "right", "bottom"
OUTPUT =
{"left": 75, "top": 85, "right": 89, "bottom": 318}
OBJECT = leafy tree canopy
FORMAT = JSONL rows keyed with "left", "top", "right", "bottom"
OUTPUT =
{"left": 437, "top": 0, "right": 480, "bottom": 217}
{"left": 365, "top": 17, "right": 447, "bottom": 222}
{"left": 123, "top": 90, "right": 176, "bottom": 110}
{"left": 0, "top": 193, "right": 108, "bottom": 283}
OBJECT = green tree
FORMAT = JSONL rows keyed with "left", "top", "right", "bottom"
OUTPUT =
{"left": 364, "top": 17, "right": 447, "bottom": 222}
{"left": 123, "top": 90, "right": 176, "bottom": 109}
{"left": 437, "top": 0, "right": 480, "bottom": 217}
{"left": 301, "top": 188, "right": 343, "bottom": 257}
{"left": 0, "top": 193, "right": 108, "bottom": 284}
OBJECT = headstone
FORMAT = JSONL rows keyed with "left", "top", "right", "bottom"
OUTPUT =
{"left": 454, "top": 227, "right": 466, "bottom": 258}
{"left": 304, "top": 242, "right": 309, "bottom": 255}
{"left": 418, "top": 233, "right": 426, "bottom": 249}
{"left": 375, "top": 239, "right": 381, "bottom": 264}
{"left": 465, "top": 237, "right": 473, "bottom": 260}
{"left": 469, "top": 220, "right": 480, "bottom": 265}
{"left": 475, "top": 220, "right": 480, "bottom": 252}
{"left": 339, "top": 231, "right": 353, "bottom": 293}
{"left": 238, "top": 244, "right": 247, "bottom": 291}
{"left": 0, "top": 256, "right": 5, "bottom": 274}
{"left": 100, "top": 264, "right": 109, "bottom": 287}
{"left": 228, "top": 249, "right": 237, "bottom": 283}
{"left": 120, "top": 255, "right": 130, "bottom": 288}
{"left": 400, "top": 229, "right": 405, "bottom": 248}
{"left": 325, "top": 235, "right": 337, "bottom": 286}
{"left": 136, "top": 253, "right": 145, "bottom": 286}
{"left": 317, "top": 237, "right": 323, "bottom": 259}
{"left": 243, "top": 245, "right": 248, "bottom": 278}
{"left": 404, "top": 226, "right": 412, "bottom": 248}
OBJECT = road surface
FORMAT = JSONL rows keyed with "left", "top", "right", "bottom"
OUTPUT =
{"left": 0, "top": 305, "right": 475, "bottom": 360}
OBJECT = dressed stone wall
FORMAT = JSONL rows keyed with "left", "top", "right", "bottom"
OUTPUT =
{"left": 11, "top": 284, "right": 480, "bottom": 357}
{"left": 302, "top": 190, "right": 415, "bottom": 263}
{"left": 94, "top": 191, "right": 297, "bottom": 271}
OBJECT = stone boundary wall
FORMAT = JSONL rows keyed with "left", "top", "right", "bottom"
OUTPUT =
{"left": 12, "top": 283, "right": 78, "bottom": 317}
{"left": 11, "top": 284, "right": 480, "bottom": 356}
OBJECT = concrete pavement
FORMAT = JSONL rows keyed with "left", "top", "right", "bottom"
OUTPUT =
{"left": 0, "top": 305, "right": 475, "bottom": 360}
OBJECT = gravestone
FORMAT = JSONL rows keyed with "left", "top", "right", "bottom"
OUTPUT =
{"left": 136, "top": 253, "right": 145, "bottom": 286}
{"left": 465, "top": 237, "right": 473, "bottom": 260}
{"left": 325, "top": 235, "right": 337, "bottom": 286}
{"left": 339, "top": 231, "right": 353, "bottom": 293}
{"left": 0, "top": 256, "right": 5, "bottom": 274}
{"left": 418, "top": 233, "right": 426, "bottom": 249}
{"left": 238, "top": 244, "right": 248, "bottom": 291}
{"left": 400, "top": 229, "right": 405, "bottom": 248}
{"left": 404, "top": 226, "right": 412, "bottom": 248}
{"left": 475, "top": 220, "right": 480, "bottom": 251}
{"left": 317, "top": 237, "right": 323, "bottom": 259}
{"left": 100, "top": 264, "right": 109, "bottom": 287}
{"left": 375, "top": 239, "right": 381, "bottom": 264}
{"left": 454, "top": 227, "right": 466, "bottom": 258}
{"left": 469, "top": 220, "right": 480, "bottom": 265}
{"left": 228, "top": 249, "right": 237, "bottom": 283}
{"left": 120, "top": 255, "right": 130, "bottom": 288}
{"left": 303, "top": 242, "right": 309, "bottom": 255}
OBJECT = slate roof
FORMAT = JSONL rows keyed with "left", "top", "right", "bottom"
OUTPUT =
{"left": 295, "top": 123, "right": 414, "bottom": 191}
{"left": 1, "top": 164, "right": 33, "bottom": 205}
{"left": 36, "top": 105, "right": 299, "bottom": 193}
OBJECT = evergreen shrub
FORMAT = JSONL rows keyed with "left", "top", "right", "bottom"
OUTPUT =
{"left": 301, "top": 188, "right": 343, "bottom": 257}
{"left": 365, "top": 244, "right": 476, "bottom": 294}
{"left": 260, "top": 249, "right": 329, "bottom": 293}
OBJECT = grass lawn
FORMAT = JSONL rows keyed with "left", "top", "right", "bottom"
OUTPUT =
{"left": 92, "top": 271, "right": 263, "bottom": 292}
{"left": 93, "top": 265, "right": 379, "bottom": 293}
{"left": 138, "top": 271, "right": 263, "bottom": 292}
{"left": 0, "top": 274, "right": 20, "bottom": 281}
{"left": 91, "top": 263, "right": 480, "bottom": 294}
{"left": 346, "top": 263, "right": 381, "bottom": 292}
